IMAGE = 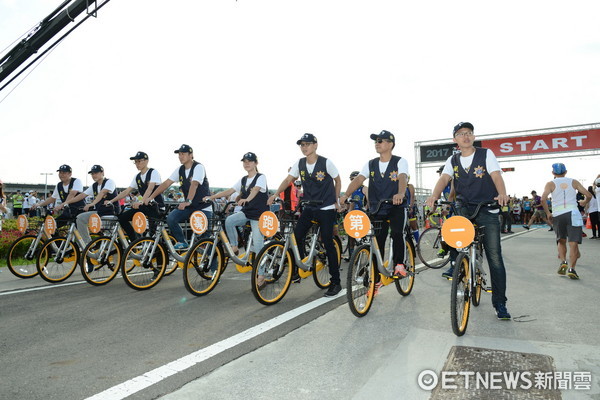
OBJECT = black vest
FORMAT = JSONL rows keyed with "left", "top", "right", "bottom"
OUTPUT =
{"left": 57, "top": 178, "right": 85, "bottom": 209}
{"left": 92, "top": 178, "right": 120, "bottom": 216}
{"left": 135, "top": 168, "right": 164, "bottom": 206}
{"left": 298, "top": 156, "right": 336, "bottom": 209}
{"left": 368, "top": 155, "right": 405, "bottom": 215}
{"left": 240, "top": 174, "right": 269, "bottom": 220}
{"left": 451, "top": 147, "right": 498, "bottom": 205}
{"left": 179, "top": 161, "right": 210, "bottom": 209}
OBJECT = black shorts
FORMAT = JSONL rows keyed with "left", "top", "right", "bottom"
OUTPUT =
{"left": 553, "top": 212, "right": 582, "bottom": 244}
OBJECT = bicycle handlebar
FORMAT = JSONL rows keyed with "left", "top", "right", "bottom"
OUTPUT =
{"left": 436, "top": 199, "right": 499, "bottom": 221}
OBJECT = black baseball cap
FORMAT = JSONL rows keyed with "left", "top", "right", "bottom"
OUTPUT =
{"left": 57, "top": 164, "right": 72, "bottom": 173}
{"left": 241, "top": 152, "right": 258, "bottom": 162}
{"left": 370, "top": 130, "right": 395, "bottom": 143}
{"left": 174, "top": 144, "right": 193, "bottom": 154}
{"left": 453, "top": 122, "right": 474, "bottom": 136}
{"left": 296, "top": 133, "right": 318, "bottom": 145}
{"left": 130, "top": 151, "right": 148, "bottom": 160}
{"left": 88, "top": 165, "right": 104, "bottom": 174}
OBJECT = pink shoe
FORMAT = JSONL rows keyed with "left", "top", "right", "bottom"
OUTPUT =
{"left": 368, "top": 282, "right": 383, "bottom": 297}
{"left": 394, "top": 264, "right": 407, "bottom": 277}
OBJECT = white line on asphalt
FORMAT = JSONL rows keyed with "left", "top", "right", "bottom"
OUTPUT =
{"left": 85, "top": 290, "right": 346, "bottom": 400}
{"left": 0, "top": 280, "right": 88, "bottom": 296}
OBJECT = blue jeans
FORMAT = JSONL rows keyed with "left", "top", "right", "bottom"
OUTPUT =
{"left": 225, "top": 211, "right": 264, "bottom": 254}
{"left": 451, "top": 205, "right": 507, "bottom": 306}
{"left": 167, "top": 207, "right": 212, "bottom": 244}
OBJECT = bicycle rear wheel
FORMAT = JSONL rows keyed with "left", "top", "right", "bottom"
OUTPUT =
{"left": 395, "top": 239, "right": 415, "bottom": 296}
{"left": 472, "top": 268, "right": 483, "bottom": 307}
{"left": 37, "top": 238, "right": 79, "bottom": 283}
{"left": 417, "top": 227, "right": 451, "bottom": 269}
{"left": 182, "top": 238, "right": 224, "bottom": 296}
{"left": 450, "top": 253, "right": 471, "bottom": 336}
{"left": 121, "top": 238, "right": 167, "bottom": 290}
{"left": 7, "top": 235, "right": 44, "bottom": 278}
{"left": 346, "top": 245, "right": 375, "bottom": 317}
{"left": 312, "top": 235, "right": 341, "bottom": 289}
{"left": 81, "top": 237, "right": 121, "bottom": 286}
{"left": 252, "top": 241, "right": 293, "bottom": 305}
{"left": 164, "top": 234, "right": 181, "bottom": 276}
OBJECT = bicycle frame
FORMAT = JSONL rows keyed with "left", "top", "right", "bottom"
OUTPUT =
{"left": 278, "top": 219, "right": 321, "bottom": 273}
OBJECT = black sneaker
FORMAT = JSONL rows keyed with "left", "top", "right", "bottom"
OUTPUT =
{"left": 292, "top": 273, "right": 301, "bottom": 283}
{"left": 494, "top": 303, "right": 511, "bottom": 320}
{"left": 442, "top": 267, "right": 454, "bottom": 280}
{"left": 522, "top": 225, "right": 530, "bottom": 230}
{"left": 548, "top": 227, "right": 554, "bottom": 232}
{"left": 323, "top": 284, "right": 342, "bottom": 297}
{"left": 567, "top": 268, "right": 579, "bottom": 280}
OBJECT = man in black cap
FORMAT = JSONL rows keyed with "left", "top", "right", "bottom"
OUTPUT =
{"left": 33, "top": 165, "right": 85, "bottom": 226}
{"left": 104, "top": 152, "right": 165, "bottom": 241}
{"left": 340, "top": 130, "right": 411, "bottom": 295}
{"left": 62, "top": 165, "right": 120, "bottom": 246}
{"left": 426, "top": 122, "right": 512, "bottom": 320}
{"left": 146, "top": 144, "right": 212, "bottom": 249}
{"left": 268, "top": 133, "right": 343, "bottom": 297}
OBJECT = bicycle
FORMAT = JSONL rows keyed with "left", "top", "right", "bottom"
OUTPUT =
{"left": 416, "top": 205, "right": 451, "bottom": 269}
{"left": 345, "top": 199, "right": 416, "bottom": 317}
{"left": 182, "top": 200, "right": 256, "bottom": 296}
{"left": 6, "top": 216, "right": 51, "bottom": 278}
{"left": 120, "top": 203, "right": 199, "bottom": 290}
{"left": 250, "top": 200, "right": 342, "bottom": 305}
{"left": 440, "top": 200, "right": 497, "bottom": 336}
{"left": 35, "top": 211, "right": 92, "bottom": 283}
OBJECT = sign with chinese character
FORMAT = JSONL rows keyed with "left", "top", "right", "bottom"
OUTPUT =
{"left": 17, "top": 215, "right": 28, "bottom": 233}
{"left": 44, "top": 216, "right": 57, "bottom": 236}
{"left": 441, "top": 216, "right": 475, "bottom": 249}
{"left": 190, "top": 211, "right": 208, "bottom": 235}
{"left": 343, "top": 210, "right": 370, "bottom": 239}
{"left": 88, "top": 213, "right": 102, "bottom": 234}
{"left": 258, "top": 211, "right": 279, "bottom": 238}
{"left": 132, "top": 212, "right": 148, "bottom": 234}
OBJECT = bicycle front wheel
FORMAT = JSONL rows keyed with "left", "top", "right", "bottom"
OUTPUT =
{"left": 37, "top": 238, "right": 79, "bottom": 283}
{"left": 81, "top": 237, "right": 122, "bottom": 286}
{"left": 395, "top": 239, "right": 415, "bottom": 296}
{"left": 7, "top": 235, "right": 44, "bottom": 278}
{"left": 182, "top": 239, "right": 224, "bottom": 296}
{"left": 122, "top": 238, "right": 167, "bottom": 290}
{"left": 417, "top": 227, "right": 451, "bottom": 269}
{"left": 251, "top": 241, "right": 293, "bottom": 305}
{"left": 450, "top": 253, "right": 471, "bottom": 336}
{"left": 346, "top": 245, "right": 375, "bottom": 317}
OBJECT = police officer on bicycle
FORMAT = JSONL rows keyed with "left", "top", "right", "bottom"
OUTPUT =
{"left": 267, "top": 133, "right": 342, "bottom": 297}
{"left": 426, "top": 122, "right": 511, "bottom": 320}
{"left": 341, "top": 130, "right": 410, "bottom": 283}
{"left": 104, "top": 151, "right": 165, "bottom": 240}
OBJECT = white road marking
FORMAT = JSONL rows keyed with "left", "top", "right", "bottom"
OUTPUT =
{"left": 86, "top": 291, "right": 346, "bottom": 400}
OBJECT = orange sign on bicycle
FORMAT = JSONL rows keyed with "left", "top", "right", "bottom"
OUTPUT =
{"left": 258, "top": 211, "right": 279, "bottom": 238}
{"left": 190, "top": 211, "right": 208, "bottom": 235}
{"left": 343, "top": 210, "right": 370, "bottom": 239}
{"left": 441, "top": 215, "right": 475, "bottom": 249}
{"left": 132, "top": 212, "right": 148, "bottom": 234}
{"left": 17, "top": 215, "right": 28, "bottom": 233}
{"left": 88, "top": 213, "right": 102, "bottom": 234}
{"left": 44, "top": 216, "right": 57, "bottom": 236}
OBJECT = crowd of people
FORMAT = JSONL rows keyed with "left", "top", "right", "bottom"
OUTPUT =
{"left": 1, "top": 122, "right": 599, "bottom": 315}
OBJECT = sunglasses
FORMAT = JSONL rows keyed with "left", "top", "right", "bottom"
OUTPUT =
{"left": 374, "top": 139, "right": 392, "bottom": 144}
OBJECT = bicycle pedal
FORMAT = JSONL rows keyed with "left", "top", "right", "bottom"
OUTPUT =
{"left": 483, "top": 286, "right": 492, "bottom": 293}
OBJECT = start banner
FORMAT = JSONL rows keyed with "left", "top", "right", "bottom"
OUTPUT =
{"left": 481, "top": 129, "right": 600, "bottom": 157}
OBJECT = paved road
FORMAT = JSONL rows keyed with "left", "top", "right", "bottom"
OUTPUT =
{"left": 1, "top": 226, "right": 599, "bottom": 399}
